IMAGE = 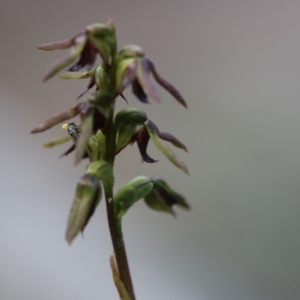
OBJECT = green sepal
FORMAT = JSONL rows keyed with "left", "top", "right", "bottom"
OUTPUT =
{"left": 89, "top": 129, "right": 106, "bottom": 161}
{"left": 114, "top": 176, "right": 154, "bottom": 219}
{"left": 65, "top": 174, "right": 102, "bottom": 244}
{"left": 94, "top": 64, "right": 110, "bottom": 90}
{"left": 58, "top": 65, "right": 98, "bottom": 79}
{"left": 42, "top": 135, "right": 71, "bottom": 148}
{"left": 116, "top": 58, "right": 137, "bottom": 92}
{"left": 86, "top": 23, "right": 116, "bottom": 65}
{"left": 88, "top": 129, "right": 106, "bottom": 161}
{"left": 144, "top": 120, "right": 189, "bottom": 175}
{"left": 151, "top": 177, "right": 190, "bottom": 209}
{"left": 42, "top": 35, "right": 86, "bottom": 81}
{"left": 114, "top": 107, "right": 147, "bottom": 131}
{"left": 116, "top": 122, "right": 141, "bottom": 154}
{"left": 144, "top": 189, "right": 174, "bottom": 215}
{"left": 86, "top": 160, "right": 113, "bottom": 181}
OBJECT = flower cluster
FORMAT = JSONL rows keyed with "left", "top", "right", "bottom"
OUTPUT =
{"left": 31, "top": 20, "right": 189, "bottom": 247}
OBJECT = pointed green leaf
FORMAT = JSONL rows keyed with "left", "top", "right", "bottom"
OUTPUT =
{"left": 136, "top": 58, "right": 161, "bottom": 103}
{"left": 86, "top": 160, "right": 113, "bottom": 181}
{"left": 42, "top": 135, "right": 71, "bottom": 148}
{"left": 114, "top": 108, "right": 147, "bottom": 131}
{"left": 75, "top": 111, "right": 93, "bottom": 165}
{"left": 145, "top": 120, "right": 189, "bottom": 174}
{"left": 31, "top": 105, "right": 79, "bottom": 134}
{"left": 115, "top": 176, "right": 154, "bottom": 219}
{"left": 65, "top": 174, "right": 101, "bottom": 244}
{"left": 42, "top": 36, "right": 86, "bottom": 82}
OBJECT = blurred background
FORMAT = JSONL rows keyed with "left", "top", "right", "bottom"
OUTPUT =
{"left": 1, "top": 0, "right": 300, "bottom": 299}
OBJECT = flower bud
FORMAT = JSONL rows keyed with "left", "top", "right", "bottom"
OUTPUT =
{"left": 65, "top": 174, "right": 102, "bottom": 244}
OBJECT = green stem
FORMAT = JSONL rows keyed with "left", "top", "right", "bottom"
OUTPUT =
{"left": 103, "top": 101, "right": 136, "bottom": 300}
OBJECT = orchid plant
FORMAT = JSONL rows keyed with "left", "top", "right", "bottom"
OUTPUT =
{"left": 31, "top": 20, "right": 189, "bottom": 300}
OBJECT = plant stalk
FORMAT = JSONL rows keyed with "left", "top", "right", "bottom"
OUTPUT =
{"left": 103, "top": 102, "right": 136, "bottom": 300}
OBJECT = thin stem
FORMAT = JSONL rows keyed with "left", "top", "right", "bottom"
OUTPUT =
{"left": 103, "top": 101, "right": 136, "bottom": 300}
{"left": 103, "top": 182, "right": 135, "bottom": 300}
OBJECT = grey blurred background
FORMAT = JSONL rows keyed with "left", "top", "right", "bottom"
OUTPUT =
{"left": 1, "top": 0, "right": 300, "bottom": 299}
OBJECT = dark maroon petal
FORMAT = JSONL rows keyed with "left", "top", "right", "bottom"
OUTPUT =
{"left": 92, "top": 109, "right": 106, "bottom": 133}
{"left": 38, "top": 38, "right": 74, "bottom": 51}
{"left": 136, "top": 126, "right": 158, "bottom": 163}
{"left": 69, "top": 40, "right": 97, "bottom": 71}
{"left": 61, "top": 145, "right": 89, "bottom": 158}
{"left": 31, "top": 106, "right": 79, "bottom": 133}
{"left": 136, "top": 58, "right": 161, "bottom": 103}
{"left": 77, "top": 102, "right": 94, "bottom": 116}
{"left": 116, "top": 59, "right": 137, "bottom": 93}
{"left": 77, "top": 72, "right": 96, "bottom": 100}
{"left": 158, "top": 131, "right": 188, "bottom": 152}
{"left": 119, "top": 93, "right": 128, "bottom": 104}
{"left": 132, "top": 78, "right": 149, "bottom": 103}
{"left": 60, "top": 144, "right": 76, "bottom": 157}
{"left": 148, "top": 59, "right": 188, "bottom": 108}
